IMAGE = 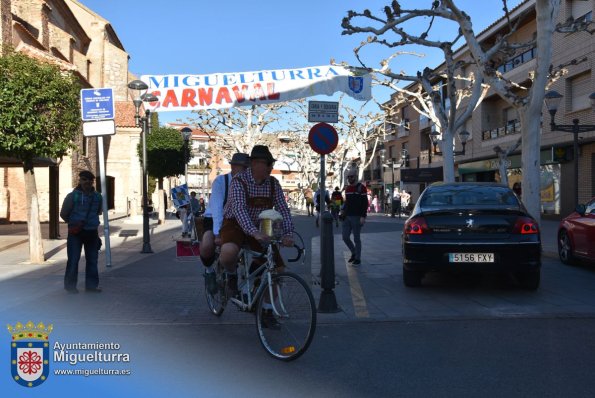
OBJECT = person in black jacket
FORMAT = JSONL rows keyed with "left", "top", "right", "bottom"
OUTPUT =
{"left": 339, "top": 171, "right": 368, "bottom": 266}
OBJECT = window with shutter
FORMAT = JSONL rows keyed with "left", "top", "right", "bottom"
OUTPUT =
{"left": 570, "top": 72, "right": 591, "bottom": 112}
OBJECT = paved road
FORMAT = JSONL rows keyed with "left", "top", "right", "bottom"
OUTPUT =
{"left": 0, "top": 212, "right": 591, "bottom": 326}
{"left": 2, "top": 212, "right": 594, "bottom": 397}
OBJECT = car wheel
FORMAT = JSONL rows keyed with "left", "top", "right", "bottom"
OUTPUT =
{"left": 517, "top": 269, "right": 540, "bottom": 291}
{"left": 558, "top": 230, "right": 576, "bottom": 265}
{"left": 403, "top": 268, "right": 423, "bottom": 287}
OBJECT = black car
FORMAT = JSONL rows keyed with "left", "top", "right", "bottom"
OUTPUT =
{"left": 402, "top": 182, "right": 541, "bottom": 289}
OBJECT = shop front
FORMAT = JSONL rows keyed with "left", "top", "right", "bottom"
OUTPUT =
{"left": 457, "top": 148, "right": 567, "bottom": 215}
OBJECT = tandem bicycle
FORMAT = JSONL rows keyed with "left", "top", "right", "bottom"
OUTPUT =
{"left": 204, "top": 232, "right": 316, "bottom": 361}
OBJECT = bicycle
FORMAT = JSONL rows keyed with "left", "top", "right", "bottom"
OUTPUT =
{"left": 204, "top": 232, "right": 316, "bottom": 361}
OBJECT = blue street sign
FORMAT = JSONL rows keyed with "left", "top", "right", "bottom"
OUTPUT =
{"left": 308, "top": 122, "right": 338, "bottom": 155}
{"left": 80, "top": 88, "right": 114, "bottom": 121}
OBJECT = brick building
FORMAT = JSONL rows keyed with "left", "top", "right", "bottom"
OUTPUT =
{"left": 0, "top": 0, "right": 145, "bottom": 231}
{"left": 373, "top": 0, "right": 595, "bottom": 217}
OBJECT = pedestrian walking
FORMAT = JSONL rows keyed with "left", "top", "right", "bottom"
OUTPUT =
{"left": 330, "top": 187, "right": 344, "bottom": 227}
{"left": 401, "top": 191, "right": 412, "bottom": 216}
{"left": 372, "top": 195, "right": 379, "bottom": 213}
{"left": 305, "top": 188, "right": 314, "bottom": 216}
{"left": 340, "top": 170, "right": 368, "bottom": 266}
{"left": 513, "top": 182, "right": 522, "bottom": 197}
{"left": 392, "top": 190, "right": 401, "bottom": 218}
{"left": 198, "top": 197, "right": 206, "bottom": 214}
{"left": 178, "top": 203, "right": 190, "bottom": 237}
{"left": 59, "top": 170, "right": 103, "bottom": 293}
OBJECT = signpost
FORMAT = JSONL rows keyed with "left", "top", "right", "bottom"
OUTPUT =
{"left": 308, "top": 101, "right": 339, "bottom": 123}
{"left": 81, "top": 88, "right": 115, "bottom": 121}
{"left": 308, "top": 122, "right": 338, "bottom": 156}
{"left": 82, "top": 120, "right": 116, "bottom": 137}
{"left": 308, "top": 122, "right": 339, "bottom": 313}
{"left": 80, "top": 88, "right": 115, "bottom": 267}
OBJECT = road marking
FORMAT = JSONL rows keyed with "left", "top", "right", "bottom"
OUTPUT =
{"left": 344, "top": 251, "right": 369, "bottom": 318}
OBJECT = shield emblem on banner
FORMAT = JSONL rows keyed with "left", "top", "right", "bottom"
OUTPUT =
{"left": 11, "top": 341, "right": 50, "bottom": 387}
{"left": 8, "top": 321, "right": 52, "bottom": 388}
{"left": 348, "top": 76, "right": 364, "bottom": 94}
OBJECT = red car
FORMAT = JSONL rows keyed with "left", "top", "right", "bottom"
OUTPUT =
{"left": 558, "top": 197, "right": 595, "bottom": 264}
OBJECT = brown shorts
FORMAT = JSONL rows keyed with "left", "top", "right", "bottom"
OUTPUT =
{"left": 220, "top": 218, "right": 285, "bottom": 269}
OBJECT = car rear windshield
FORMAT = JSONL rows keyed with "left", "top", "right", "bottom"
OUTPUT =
{"left": 420, "top": 186, "right": 519, "bottom": 207}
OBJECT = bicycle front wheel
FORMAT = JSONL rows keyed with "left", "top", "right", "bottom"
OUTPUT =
{"left": 256, "top": 272, "right": 316, "bottom": 361}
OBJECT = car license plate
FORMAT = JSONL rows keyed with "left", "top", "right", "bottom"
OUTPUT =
{"left": 448, "top": 253, "right": 494, "bottom": 263}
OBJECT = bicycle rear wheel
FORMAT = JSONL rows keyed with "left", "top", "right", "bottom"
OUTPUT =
{"left": 205, "top": 263, "right": 226, "bottom": 316}
{"left": 256, "top": 272, "right": 316, "bottom": 361}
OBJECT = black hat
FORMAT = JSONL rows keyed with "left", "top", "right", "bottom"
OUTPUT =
{"left": 229, "top": 153, "right": 249, "bottom": 166}
{"left": 249, "top": 145, "right": 276, "bottom": 162}
{"left": 79, "top": 170, "right": 95, "bottom": 180}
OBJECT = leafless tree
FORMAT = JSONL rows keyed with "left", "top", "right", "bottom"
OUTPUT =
{"left": 189, "top": 103, "right": 291, "bottom": 161}
{"left": 341, "top": 0, "right": 490, "bottom": 182}
{"left": 341, "top": 0, "right": 562, "bottom": 222}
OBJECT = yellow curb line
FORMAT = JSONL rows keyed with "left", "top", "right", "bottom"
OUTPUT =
{"left": 344, "top": 251, "right": 369, "bottom": 318}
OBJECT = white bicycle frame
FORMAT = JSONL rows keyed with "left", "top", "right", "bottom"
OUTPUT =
{"left": 228, "top": 242, "right": 287, "bottom": 317}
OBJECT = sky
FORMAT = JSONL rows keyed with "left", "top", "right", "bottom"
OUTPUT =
{"left": 76, "top": 0, "right": 524, "bottom": 125}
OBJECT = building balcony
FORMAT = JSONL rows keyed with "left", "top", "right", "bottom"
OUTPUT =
{"left": 496, "top": 47, "right": 536, "bottom": 74}
{"left": 397, "top": 125, "right": 409, "bottom": 138}
{"left": 419, "top": 116, "right": 431, "bottom": 130}
{"left": 482, "top": 119, "right": 521, "bottom": 141}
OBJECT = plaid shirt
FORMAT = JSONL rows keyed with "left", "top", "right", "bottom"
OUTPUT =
{"left": 223, "top": 168, "right": 293, "bottom": 237}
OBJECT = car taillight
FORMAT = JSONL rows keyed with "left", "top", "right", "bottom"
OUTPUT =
{"left": 404, "top": 217, "right": 429, "bottom": 235}
{"left": 513, "top": 217, "right": 539, "bottom": 234}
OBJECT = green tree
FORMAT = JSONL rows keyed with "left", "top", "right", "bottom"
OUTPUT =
{"left": 137, "top": 126, "right": 189, "bottom": 224}
{"left": 0, "top": 50, "right": 81, "bottom": 263}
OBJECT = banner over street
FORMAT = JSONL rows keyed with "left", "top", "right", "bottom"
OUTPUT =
{"left": 140, "top": 65, "right": 371, "bottom": 112}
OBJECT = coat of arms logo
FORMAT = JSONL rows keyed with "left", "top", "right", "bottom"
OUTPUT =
{"left": 7, "top": 321, "right": 53, "bottom": 387}
{"left": 348, "top": 76, "right": 364, "bottom": 94}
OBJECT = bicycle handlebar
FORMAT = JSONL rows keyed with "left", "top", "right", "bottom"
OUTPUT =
{"left": 256, "top": 239, "right": 304, "bottom": 263}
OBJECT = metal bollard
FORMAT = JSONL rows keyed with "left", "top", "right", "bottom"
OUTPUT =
{"left": 318, "top": 211, "right": 340, "bottom": 312}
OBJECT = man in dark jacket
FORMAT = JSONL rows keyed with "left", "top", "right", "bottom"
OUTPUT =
{"left": 60, "top": 170, "right": 103, "bottom": 293}
{"left": 340, "top": 170, "right": 368, "bottom": 266}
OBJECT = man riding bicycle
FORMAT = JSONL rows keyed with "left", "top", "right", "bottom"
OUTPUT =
{"left": 218, "top": 145, "right": 295, "bottom": 298}
{"left": 200, "top": 152, "right": 249, "bottom": 294}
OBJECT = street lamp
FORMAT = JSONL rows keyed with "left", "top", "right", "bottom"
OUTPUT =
{"left": 429, "top": 128, "right": 470, "bottom": 156}
{"left": 381, "top": 149, "right": 399, "bottom": 217}
{"left": 180, "top": 127, "right": 192, "bottom": 186}
{"left": 128, "top": 79, "right": 158, "bottom": 254}
{"left": 544, "top": 90, "right": 595, "bottom": 207}
{"left": 380, "top": 148, "right": 387, "bottom": 214}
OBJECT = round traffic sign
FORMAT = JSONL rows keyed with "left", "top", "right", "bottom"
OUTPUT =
{"left": 308, "top": 122, "right": 338, "bottom": 155}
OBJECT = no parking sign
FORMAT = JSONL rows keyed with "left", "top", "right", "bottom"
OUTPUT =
{"left": 308, "top": 122, "right": 338, "bottom": 155}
